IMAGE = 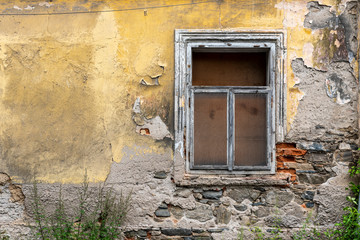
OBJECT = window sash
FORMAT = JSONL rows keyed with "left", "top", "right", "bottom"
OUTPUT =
{"left": 189, "top": 87, "right": 272, "bottom": 171}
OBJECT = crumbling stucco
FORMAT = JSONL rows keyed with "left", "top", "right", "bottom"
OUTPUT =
{"left": 314, "top": 163, "right": 352, "bottom": 225}
{"left": 287, "top": 58, "right": 357, "bottom": 144}
{"left": 304, "top": 1, "right": 337, "bottom": 29}
{"left": 0, "top": 173, "right": 28, "bottom": 240}
{"left": 133, "top": 97, "right": 172, "bottom": 140}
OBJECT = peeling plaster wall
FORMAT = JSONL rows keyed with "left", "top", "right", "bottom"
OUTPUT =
{"left": 0, "top": 0, "right": 358, "bottom": 239}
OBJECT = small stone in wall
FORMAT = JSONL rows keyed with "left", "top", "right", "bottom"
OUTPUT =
{"left": 155, "top": 203, "right": 170, "bottom": 217}
{"left": 215, "top": 205, "right": 231, "bottom": 224}
{"left": 169, "top": 206, "right": 184, "bottom": 219}
{"left": 301, "top": 191, "right": 315, "bottom": 201}
{"left": 154, "top": 171, "right": 167, "bottom": 179}
{"left": 339, "top": 142, "right": 351, "bottom": 150}
{"left": 193, "top": 192, "right": 203, "bottom": 200}
{"left": 265, "top": 215, "right": 302, "bottom": 228}
{"left": 227, "top": 188, "right": 261, "bottom": 203}
{"left": 298, "top": 173, "right": 332, "bottom": 185}
{"left": 155, "top": 208, "right": 170, "bottom": 217}
{"left": 252, "top": 202, "right": 265, "bottom": 206}
{"left": 159, "top": 203, "right": 168, "bottom": 209}
{"left": 186, "top": 204, "right": 213, "bottom": 222}
{"left": 161, "top": 228, "right": 192, "bottom": 236}
{"left": 253, "top": 206, "right": 271, "bottom": 218}
{"left": 202, "top": 190, "right": 222, "bottom": 200}
{"left": 174, "top": 189, "right": 192, "bottom": 198}
{"left": 207, "top": 228, "right": 226, "bottom": 233}
{"left": 334, "top": 150, "right": 353, "bottom": 162}
{"left": 305, "top": 202, "right": 315, "bottom": 208}
{"left": 136, "top": 230, "right": 147, "bottom": 238}
{"left": 185, "top": 237, "right": 212, "bottom": 240}
{"left": 192, "top": 229, "right": 205, "bottom": 233}
{"left": 265, "top": 190, "right": 294, "bottom": 207}
{"left": 234, "top": 205, "right": 247, "bottom": 211}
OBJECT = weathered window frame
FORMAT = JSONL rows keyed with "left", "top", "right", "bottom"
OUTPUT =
{"left": 174, "top": 30, "right": 286, "bottom": 182}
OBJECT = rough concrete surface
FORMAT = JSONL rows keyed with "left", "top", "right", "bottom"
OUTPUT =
{"left": 287, "top": 59, "right": 357, "bottom": 143}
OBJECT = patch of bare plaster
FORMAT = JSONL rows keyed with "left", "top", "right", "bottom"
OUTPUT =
{"left": 287, "top": 58, "right": 357, "bottom": 142}
{"left": 314, "top": 162, "right": 351, "bottom": 225}
{"left": 304, "top": 2, "right": 336, "bottom": 29}
{"left": 304, "top": 1, "right": 358, "bottom": 63}
{"left": 275, "top": 1, "right": 306, "bottom": 28}
{"left": 133, "top": 97, "right": 172, "bottom": 140}
{"left": 302, "top": 42, "right": 314, "bottom": 67}
{"left": 0, "top": 173, "right": 25, "bottom": 224}
{"left": 105, "top": 145, "right": 173, "bottom": 228}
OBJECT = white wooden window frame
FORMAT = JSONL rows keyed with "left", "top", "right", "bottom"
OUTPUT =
{"left": 174, "top": 30, "right": 286, "bottom": 176}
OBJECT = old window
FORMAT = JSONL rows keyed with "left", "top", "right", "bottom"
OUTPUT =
{"left": 174, "top": 30, "right": 285, "bottom": 176}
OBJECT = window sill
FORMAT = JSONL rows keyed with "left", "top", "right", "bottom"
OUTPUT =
{"left": 174, "top": 173, "right": 291, "bottom": 187}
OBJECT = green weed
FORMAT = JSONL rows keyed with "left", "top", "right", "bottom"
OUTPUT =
{"left": 29, "top": 172, "right": 131, "bottom": 240}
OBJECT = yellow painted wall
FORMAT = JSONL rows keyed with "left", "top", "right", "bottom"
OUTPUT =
{"left": 0, "top": 0, "right": 357, "bottom": 183}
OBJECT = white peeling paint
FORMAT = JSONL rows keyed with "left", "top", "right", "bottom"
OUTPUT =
{"left": 175, "top": 141, "right": 184, "bottom": 158}
{"left": 13, "top": 5, "right": 22, "bottom": 11}
{"left": 24, "top": 5, "right": 35, "bottom": 10}
{"left": 302, "top": 43, "right": 314, "bottom": 67}
{"left": 136, "top": 116, "right": 173, "bottom": 140}
{"left": 133, "top": 97, "right": 141, "bottom": 114}
{"left": 38, "top": 2, "right": 53, "bottom": 8}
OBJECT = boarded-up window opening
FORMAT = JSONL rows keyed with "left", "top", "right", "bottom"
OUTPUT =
{"left": 191, "top": 51, "right": 270, "bottom": 170}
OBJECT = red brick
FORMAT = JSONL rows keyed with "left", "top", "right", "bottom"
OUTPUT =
{"left": 277, "top": 156, "right": 296, "bottom": 163}
{"left": 277, "top": 162, "right": 285, "bottom": 168}
{"left": 277, "top": 169, "right": 297, "bottom": 182}
{"left": 276, "top": 143, "right": 296, "bottom": 148}
{"left": 277, "top": 169, "right": 296, "bottom": 174}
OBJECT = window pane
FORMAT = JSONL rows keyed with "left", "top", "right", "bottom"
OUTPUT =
{"left": 194, "top": 93, "right": 227, "bottom": 166}
{"left": 192, "top": 52, "right": 267, "bottom": 86}
{"left": 234, "top": 94, "right": 267, "bottom": 166}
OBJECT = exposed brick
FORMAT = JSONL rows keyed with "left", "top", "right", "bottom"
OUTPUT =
{"left": 277, "top": 169, "right": 297, "bottom": 182}
{"left": 277, "top": 162, "right": 285, "bottom": 168}
{"left": 277, "top": 156, "right": 296, "bottom": 163}
{"left": 277, "top": 148, "right": 307, "bottom": 156}
{"left": 276, "top": 143, "right": 296, "bottom": 148}
{"left": 276, "top": 143, "right": 310, "bottom": 183}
